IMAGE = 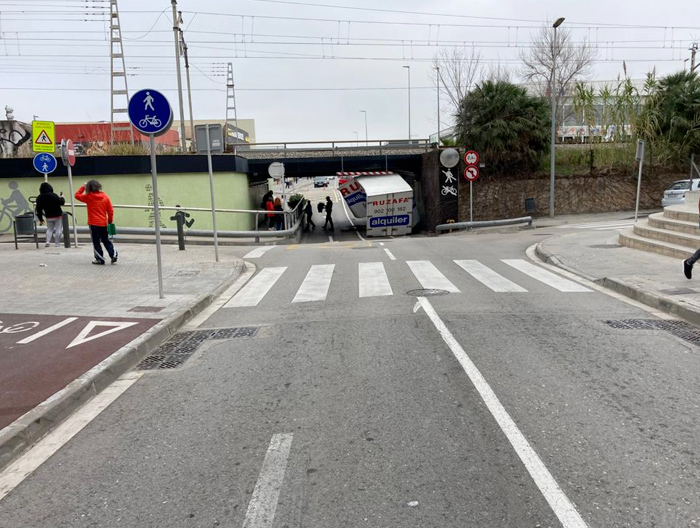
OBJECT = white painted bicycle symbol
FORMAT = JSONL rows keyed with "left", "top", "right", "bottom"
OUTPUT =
{"left": 138, "top": 115, "right": 162, "bottom": 128}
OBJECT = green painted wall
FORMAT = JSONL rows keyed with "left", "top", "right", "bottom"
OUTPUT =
{"left": 0, "top": 172, "right": 254, "bottom": 234}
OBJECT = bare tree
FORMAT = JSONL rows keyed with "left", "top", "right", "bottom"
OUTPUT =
{"left": 520, "top": 25, "right": 596, "bottom": 103}
{"left": 431, "top": 47, "right": 482, "bottom": 123}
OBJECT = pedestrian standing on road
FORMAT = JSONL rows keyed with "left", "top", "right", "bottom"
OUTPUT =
{"left": 35, "top": 182, "right": 65, "bottom": 248}
{"left": 274, "top": 197, "right": 284, "bottom": 231}
{"left": 75, "top": 180, "right": 117, "bottom": 265}
{"left": 304, "top": 200, "right": 316, "bottom": 231}
{"left": 684, "top": 203, "right": 700, "bottom": 278}
{"left": 322, "top": 195, "right": 334, "bottom": 230}
{"left": 265, "top": 193, "right": 275, "bottom": 230}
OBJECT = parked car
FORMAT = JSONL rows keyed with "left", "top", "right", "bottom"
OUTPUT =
{"left": 314, "top": 176, "right": 329, "bottom": 188}
{"left": 662, "top": 179, "right": 700, "bottom": 207}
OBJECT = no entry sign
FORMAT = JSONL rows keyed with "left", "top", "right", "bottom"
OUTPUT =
{"left": 464, "top": 150, "right": 479, "bottom": 166}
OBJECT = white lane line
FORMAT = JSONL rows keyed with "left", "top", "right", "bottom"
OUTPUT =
{"left": 384, "top": 248, "right": 397, "bottom": 260}
{"left": 359, "top": 262, "right": 393, "bottom": 297}
{"left": 224, "top": 267, "right": 287, "bottom": 308}
{"left": 416, "top": 297, "right": 588, "bottom": 528}
{"left": 244, "top": 246, "right": 276, "bottom": 259}
{"left": 502, "top": 259, "right": 591, "bottom": 293}
{"left": 328, "top": 236, "right": 334, "bottom": 243}
{"left": 0, "top": 372, "right": 142, "bottom": 503}
{"left": 292, "top": 265, "right": 335, "bottom": 303}
{"left": 379, "top": 242, "right": 385, "bottom": 246}
{"left": 336, "top": 189, "right": 365, "bottom": 241}
{"left": 454, "top": 260, "right": 527, "bottom": 293}
{"left": 16, "top": 317, "right": 79, "bottom": 344}
{"left": 406, "top": 261, "right": 460, "bottom": 293}
{"left": 242, "top": 433, "right": 294, "bottom": 528}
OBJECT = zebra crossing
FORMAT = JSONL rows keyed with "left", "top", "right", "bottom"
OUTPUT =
{"left": 223, "top": 259, "right": 592, "bottom": 308}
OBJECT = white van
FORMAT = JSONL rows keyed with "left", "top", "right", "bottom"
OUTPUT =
{"left": 662, "top": 179, "right": 700, "bottom": 207}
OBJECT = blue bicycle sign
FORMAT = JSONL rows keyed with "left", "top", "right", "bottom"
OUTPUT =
{"left": 33, "top": 153, "right": 57, "bottom": 175}
{"left": 128, "top": 89, "right": 173, "bottom": 136}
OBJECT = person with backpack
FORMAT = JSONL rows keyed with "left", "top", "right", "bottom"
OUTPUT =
{"left": 35, "top": 182, "right": 65, "bottom": 248}
{"left": 322, "top": 195, "right": 334, "bottom": 230}
{"left": 304, "top": 200, "right": 315, "bottom": 231}
{"left": 75, "top": 179, "right": 117, "bottom": 265}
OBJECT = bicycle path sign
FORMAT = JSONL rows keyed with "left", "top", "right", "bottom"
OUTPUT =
{"left": 128, "top": 89, "right": 173, "bottom": 136}
{"left": 33, "top": 153, "right": 57, "bottom": 175}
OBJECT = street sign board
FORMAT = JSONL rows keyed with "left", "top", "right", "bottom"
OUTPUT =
{"left": 61, "top": 139, "right": 76, "bottom": 167}
{"left": 268, "top": 162, "right": 285, "bottom": 178}
{"left": 464, "top": 150, "right": 479, "bottom": 166}
{"left": 464, "top": 166, "right": 479, "bottom": 181}
{"left": 32, "top": 120, "right": 55, "bottom": 153}
{"left": 33, "top": 153, "right": 57, "bottom": 175}
{"left": 439, "top": 148, "right": 460, "bottom": 168}
{"left": 635, "top": 140, "right": 645, "bottom": 162}
{"left": 128, "top": 89, "right": 173, "bottom": 136}
{"left": 195, "top": 124, "right": 223, "bottom": 154}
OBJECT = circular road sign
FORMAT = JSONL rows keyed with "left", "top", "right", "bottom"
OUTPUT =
{"left": 61, "top": 139, "right": 76, "bottom": 167}
{"left": 464, "top": 165, "right": 479, "bottom": 181}
{"left": 439, "top": 148, "right": 460, "bottom": 168}
{"left": 464, "top": 150, "right": 480, "bottom": 166}
{"left": 33, "top": 153, "right": 58, "bottom": 175}
{"left": 128, "top": 89, "right": 173, "bottom": 136}
{"left": 268, "top": 162, "right": 285, "bottom": 178}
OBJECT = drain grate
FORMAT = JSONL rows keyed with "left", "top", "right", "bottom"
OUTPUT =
{"left": 604, "top": 319, "right": 700, "bottom": 346}
{"left": 128, "top": 305, "right": 165, "bottom": 313}
{"left": 137, "top": 326, "right": 260, "bottom": 371}
{"left": 407, "top": 288, "right": 451, "bottom": 297}
{"left": 659, "top": 288, "right": 697, "bottom": 296}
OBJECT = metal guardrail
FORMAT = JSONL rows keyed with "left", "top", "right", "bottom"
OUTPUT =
{"left": 436, "top": 216, "right": 533, "bottom": 233}
{"left": 237, "top": 138, "right": 431, "bottom": 155}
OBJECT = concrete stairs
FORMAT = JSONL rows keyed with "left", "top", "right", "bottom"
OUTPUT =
{"left": 619, "top": 192, "right": 700, "bottom": 259}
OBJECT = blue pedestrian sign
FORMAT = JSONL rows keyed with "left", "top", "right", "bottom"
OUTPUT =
{"left": 33, "top": 153, "right": 57, "bottom": 175}
{"left": 128, "top": 89, "right": 173, "bottom": 136}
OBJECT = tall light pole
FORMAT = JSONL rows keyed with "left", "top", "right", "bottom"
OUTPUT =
{"left": 179, "top": 16, "right": 195, "bottom": 153}
{"left": 360, "top": 110, "right": 368, "bottom": 146}
{"left": 403, "top": 65, "right": 411, "bottom": 141}
{"left": 434, "top": 65, "right": 441, "bottom": 145}
{"left": 171, "top": 0, "right": 186, "bottom": 152}
{"left": 353, "top": 131, "right": 359, "bottom": 146}
{"left": 549, "top": 16, "right": 565, "bottom": 218}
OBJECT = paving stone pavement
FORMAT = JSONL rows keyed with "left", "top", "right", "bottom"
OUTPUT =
{"left": 0, "top": 242, "right": 244, "bottom": 319}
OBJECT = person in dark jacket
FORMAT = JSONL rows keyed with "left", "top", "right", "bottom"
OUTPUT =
{"left": 35, "top": 182, "right": 65, "bottom": 248}
{"left": 304, "top": 201, "right": 315, "bottom": 231}
{"left": 322, "top": 196, "right": 334, "bottom": 230}
{"left": 274, "top": 197, "right": 284, "bottom": 230}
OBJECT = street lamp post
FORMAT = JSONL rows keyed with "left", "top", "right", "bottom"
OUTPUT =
{"left": 403, "top": 65, "right": 411, "bottom": 142}
{"left": 549, "top": 16, "right": 565, "bottom": 218}
{"left": 171, "top": 0, "right": 187, "bottom": 153}
{"left": 360, "top": 110, "right": 368, "bottom": 146}
{"left": 353, "top": 131, "right": 359, "bottom": 146}
{"left": 434, "top": 65, "right": 441, "bottom": 145}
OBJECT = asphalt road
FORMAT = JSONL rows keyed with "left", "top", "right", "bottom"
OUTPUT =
{"left": 1, "top": 229, "right": 699, "bottom": 528}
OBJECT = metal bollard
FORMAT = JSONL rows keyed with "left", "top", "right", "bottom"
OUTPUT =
{"left": 62, "top": 212, "right": 71, "bottom": 248}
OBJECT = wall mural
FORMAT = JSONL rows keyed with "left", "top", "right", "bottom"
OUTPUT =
{"left": 0, "top": 181, "right": 32, "bottom": 233}
{"left": 0, "top": 121, "right": 32, "bottom": 159}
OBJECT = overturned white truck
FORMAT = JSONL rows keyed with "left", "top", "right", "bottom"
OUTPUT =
{"left": 337, "top": 171, "right": 418, "bottom": 237}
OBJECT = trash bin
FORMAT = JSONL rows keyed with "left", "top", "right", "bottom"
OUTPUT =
{"left": 525, "top": 198, "right": 536, "bottom": 214}
{"left": 15, "top": 213, "right": 35, "bottom": 235}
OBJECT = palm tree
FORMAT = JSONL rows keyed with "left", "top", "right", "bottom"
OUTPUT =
{"left": 456, "top": 80, "right": 549, "bottom": 173}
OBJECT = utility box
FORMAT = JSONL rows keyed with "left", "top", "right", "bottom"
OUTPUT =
{"left": 195, "top": 124, "right": 224, "bottom": 155}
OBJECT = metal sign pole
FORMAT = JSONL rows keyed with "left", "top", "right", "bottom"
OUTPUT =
{"left": 634, "top": 140, "right": 645, "bottom": 223}
{"left": 66, "top": 163, "right": 79, "bottom": 247}
{"left": 469, "top": 180, "right": 473, "bottom": 223}
{"left": 150, "top": 134, "right": 165, "bottom": 299}
{"left": 205, "top": 124, "right": 220, "bottom": 262}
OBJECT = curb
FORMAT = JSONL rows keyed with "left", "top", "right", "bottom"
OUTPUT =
{"left": 0, "top": 258, "right": 246, "bottom": 472}
{"left": 534, "top": 242, "right": 700, "bottom": 328}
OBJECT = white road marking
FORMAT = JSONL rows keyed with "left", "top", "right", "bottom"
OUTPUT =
{"left": 328, "top": 236, "right": 334, "bottom": 243}
{"left": 225, "top": 267, "right": 287, "bottom": 308}
{"left": 336, "top": 189, "right": 365, "bottom": 241}
{"left": 66, "top": 321, "right": 139, "bottom": 349}
{"left": 292, "top": 265, "right": 334, "bottom": 303}
{"left": 244, "top": 246, "right": 276, "bottom": 259}
{"left": 16, "top": 317, "right": 78, "bottom": 344}
{"left": 183, "top": 263, "right": 257, "bottom": 330}
{"left": 502, "top": 259, "right": 592, "bottom": 292}
{"left": 242, "top": 433, "right": 294, "bottom": 528}
{"left": 454, "top": 260, "right": 527, "bottom": 293}
{"left": 379, "top": 242, "right": 385, "bottom": 246}
{"left": 416, "top": 297, "right": 589, "bottom": 528}
{"left": 383, "top": 248, "right": 397, "bottom": 260}
{"left": 359, "top": 262, "right": 393, "bottom": 297}
{"left": 0, "top": 372, "right": 142, "bottom": 503}
{"left": 407, "top": 261, "right": 460, "bottom": 293}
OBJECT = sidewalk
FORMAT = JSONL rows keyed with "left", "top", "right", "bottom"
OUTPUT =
{"left": 0, "top": 242, "right": 245, "bottom": 470}
{"left": 536, "top": 227, "right": 700, "bottom": 325}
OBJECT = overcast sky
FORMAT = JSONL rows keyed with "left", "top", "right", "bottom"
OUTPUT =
{"left": 2, "top": 0, "right": 700, "bottom": 143}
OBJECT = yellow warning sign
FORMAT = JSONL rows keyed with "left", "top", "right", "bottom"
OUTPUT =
{"left": 32, "top": 120, "right": 55, "bottom": 153}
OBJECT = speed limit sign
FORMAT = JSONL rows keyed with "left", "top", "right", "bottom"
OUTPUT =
{"left": 464, "top": 166, "right": 479, "bottom": 181}
{"left": 464, "top": 150, "right": 479, "bottom": 166}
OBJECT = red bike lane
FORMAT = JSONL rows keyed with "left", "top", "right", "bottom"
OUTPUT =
{"left": 0, "top": 313, "right": 159, "bottom": 430}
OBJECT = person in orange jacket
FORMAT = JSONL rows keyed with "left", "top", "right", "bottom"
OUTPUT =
{"left": 75, "top": 180, "right": 118, "bottom": 265}
{"left": 684, "top": 197, "right": 700, "bottom": 279}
